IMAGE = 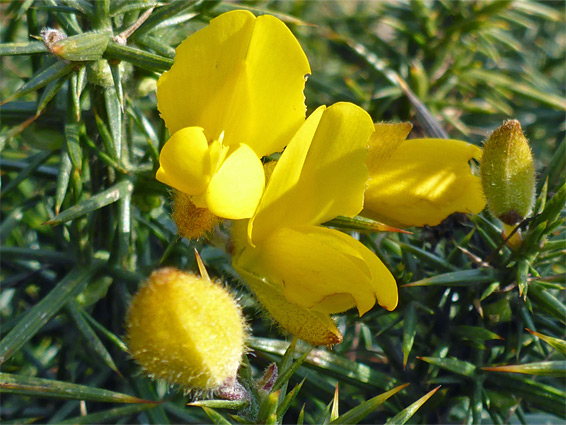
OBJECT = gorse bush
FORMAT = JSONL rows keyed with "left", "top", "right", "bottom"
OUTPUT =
{"left": 1, "top": 1, "right": 564, "bottom": 424}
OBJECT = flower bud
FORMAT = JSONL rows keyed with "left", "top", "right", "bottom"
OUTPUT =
{"left": 480, "top": 120, "right": 535, "bottom": 225}
{"left": 126, "top": 268, "right": 247, "bottom": 391}
{"left": 50, "top": 32, "right": 110, "bottom": 62}
{"left": 172, "top": 190, "right": 221, "bottom": 240}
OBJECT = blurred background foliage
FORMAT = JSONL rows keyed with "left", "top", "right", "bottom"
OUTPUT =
{"left": 0, "top": 1, "right": 564, "bottom": 424}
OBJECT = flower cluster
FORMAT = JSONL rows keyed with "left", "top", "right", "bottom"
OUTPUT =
{"left": 155, "top": 10, "right": 485, "bottom": 346}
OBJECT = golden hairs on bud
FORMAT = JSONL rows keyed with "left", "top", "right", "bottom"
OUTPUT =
{"left": 172, "top": 190, "right": 221, "bottom": 240}
{"left": 126, "top": 268, "right": 246, "bottom": 391}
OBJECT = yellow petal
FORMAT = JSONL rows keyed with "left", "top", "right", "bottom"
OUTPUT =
{"left": 205, "top": 144, "right": 265, "bottom": 219}
{"left": 240, "top": 225, "right": 397, "bottom": 316}
{"left": 157, "top": 10, "right": 310, "bottom": 157}
{"left": 367, "top": 122, "right": 413, "bottom": 164}
{"left": 250, "top": 102, "right": 374, "bottom": 242}
{"left": 156, "top": 127, "right": 211, "bottom": 195}
{"left": 363, "top": 138, "right": 486, "bottom": 228}
{"left": 234, "top": 263, "right": 343, "bottom": 346}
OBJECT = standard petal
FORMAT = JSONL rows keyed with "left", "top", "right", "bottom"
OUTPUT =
{"left": 156, "top": 127, "right": 211, "bottom": 195}
{"left": 250, "top": 103, "right": 374, "bottom": 242}
{"left": 363, "top": 138, "right": 486, "bottom": 228}
{"left": 157, "top": 10, "right": 310, "bottom": 156}
{"left": 205, "top": 144, "right": 265, "bottom": 219}
{"left": 242, "top": 225, "right": 397, "bottom": 316}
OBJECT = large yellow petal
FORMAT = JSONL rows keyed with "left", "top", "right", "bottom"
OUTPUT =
{"left": 156, "top": 127, "right": 211, "bottom": 195}
{"left": 240, "top": 225, "right": 397, "bottom": 316}
{"left": 250, "top": 103, "right": 374, "bottom": 242}
{"left": 205, "top": 144, "right": 265, "bottom": 219}
{"left": 157, "top": 10, "right": 310, "bottom": 156}
{"left": 363, "top": 138, "right": 486, "bottom": 227}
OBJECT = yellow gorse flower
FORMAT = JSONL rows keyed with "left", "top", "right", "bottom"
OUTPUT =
{"left": 232, "top": 103, "right": 398, "bottom": 346}
{"left": 156, "top": 10, "right": 310, "bottom": 220}
{"left": 362, "top": 123, "right": 486, "bottom": 228}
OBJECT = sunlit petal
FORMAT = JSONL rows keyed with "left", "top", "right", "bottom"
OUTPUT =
{"left": 363, "top": 138, "right": 486, "bottom": 227}
{"left": 156, "top": 127, "right": 211, "bottom": 195}
{"left": 241, "top": 225, "right": 397, "bottom": 316}
{"left": 250, "top": 103, "right": 374, "bottom": 241}
{"left": 157, "top": 10, "right": 310, "bottom": 156}
{"left": 205, "top": 144, "right": 265, "bottom": 219}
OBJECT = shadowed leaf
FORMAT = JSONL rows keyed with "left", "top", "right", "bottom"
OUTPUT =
{"left": 385, "top": 386, "right": 441, "bottom": 425}
{"left": 330, "top": 383, "right": 409, "bottom": 424}
{"left": 0, "top": 373, "right": 154, "bottom": 404}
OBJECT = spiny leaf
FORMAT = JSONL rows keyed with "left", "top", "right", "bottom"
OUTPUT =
{"left": 36, "top": 74, "right": 69, "bottom": 115}
{"left": 66, "top": 301, "right": 121, "bottom": 376}
{"left": 187, "top": 400, "right": 249, "bottom": 410}
{"left": 59, "top": 0, "right": 94, "bottom": 17}
{"left": 60, "top": 403, "right": 158, "bottom": 424}
{"left": 0, "top": 41, "right": 49, "bottom": 55}
{"left": 0, "top": 372, "right": 153, "bottom": 404}
{"left": 44, "top": 180, "right": 134, "bottom": 226}
{"left": 398, "top": 242, "right": 457, "bottom": 271}
{"left": 324, "top": 215, "right": 411, "bottom": 234}
{"left": 526, "top": 329, "right": 566, "bottom": 355}
{"left": 464, "top": 69, "right": 566, "bottom": 110}
{"left": 330, "top": 384, "right": 340, "bottom": 422}
{"left": 2, "top": 61, "right": 76, "bottom": 105}
{"left": 528, "top": 284, "right": 566, "bottom": 325}
{"left": 257, "top": 390, "right": 280, "bottom": 424}
{"left": 385, "top": 386, "right": 441, "bottom": 425}
{"left": 276, "top": 378, "right": 305, "bottom": 423}
{"left": 250, "top": 337, "right": 395, "bottom": 391}
{"left": 330, "top": 383, "right": 409, "bottom": 424}
{"left": 0, "top": 247, "right": 74, "bottom": 265}
{"left": 104, "top": 85, "right": 122, "bottom": 159}
{"left": 483, "top": 361, "right": 566, "bottom": 377}
{"left": 65, "top": 120, "right": 82, "bottom": 170}
{"left": 104, "top": 41, "right": 173, "bottom": 72}
{"left": 0, "top": 150, "right": 53, "bottom": 197}
{"left": 136, "top": 0, "right": 201, "bottom": 34}
{"left": 418, "top": 356, "right": 476, "bottom": 378}
{"left": 0, "top": 263, "right": 101, "bottom": 364}
{"left": 403, "top": 269, "right": 499, "bottom": 287}
{"left": 454, "top": 326, "right": 504, "bottom": 342}
{"left": 200, "top": 406, "right": 231, "bottom": 425}
{"left": 487, "top": 374, "right": 566, "bottom": 418}
{"left": 403, "top": 302, "right": 418, "bottom": 368}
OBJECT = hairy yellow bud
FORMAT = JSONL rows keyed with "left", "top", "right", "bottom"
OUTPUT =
{"left": 172, "top": 190, "right": 221, "bottom": 240}
{"left": 480, "top": 120, "right": 536, "bottom": 225}
{"left": 126, "top": 268, "right": 246, "bottom": 391}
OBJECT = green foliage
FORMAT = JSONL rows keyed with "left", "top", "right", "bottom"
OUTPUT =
{"left": 1, "top": 1, "right": 564, "bottom": 424}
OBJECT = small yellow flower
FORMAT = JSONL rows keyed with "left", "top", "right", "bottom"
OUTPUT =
{"left": 155, "top": 10, "right": 310, "bottom": 220}
{"left": 232, "top": 103, "right": 398, "bottom": 346}
{"left": 126, "top": 268, "right": 246, "bottom": 391}
{"left": 362, "top": 123, "right": 486, "bottom": 228}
